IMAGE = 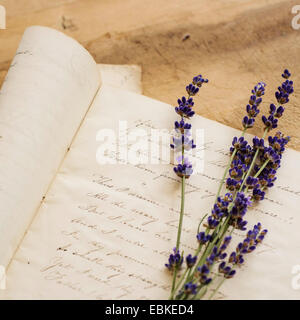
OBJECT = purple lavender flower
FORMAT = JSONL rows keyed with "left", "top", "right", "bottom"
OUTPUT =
{"left": 165, "top": 248, "right": 183, "bottom": 271}
{"left": 230, "top": 217, "right": 248, "bottom": 231}
{"left": 172, "top": 75, "right": 208, "bottom": 187}
{"left": 211, "top": 193, "right": 233, "bottom": 219}
{"left": 242, "top": 116, "right": 254, "bottom": 129}
{"left": 275, "top": 79, "right": 294, "bottom": 105}
{"left": 262, "top": 70, "right": 293, "bottom": 130}
{"left": 269, "top": 104, "right": 285, "bottom": 118}
{"left": 243, "top": 82, "right": 266, "bottom": 128}
{"left": 196, "top": 232, "right": 212, "bottom": 244}
{"left": 230, "top": 136, "right": 249, "bottom": 155}
{"left": 174, "top": 119, "right": 192, "bottom": 133}
{"left": 282, "top": 69, "right": 291, "bottom": 79}
{"left": 252, "top": 82, "right": 266, "bottom": 97}
{"left": 252, "top": 137, "right": 264, "bottom": 150}
{"left": 192, "top": 74, "right": 209, "bottom": 87}
{"left": 228, "top": 223, "right": 267, "bottom": 266}
{"left": 218, "top": 261, "right": 236, "bottom": 279}
{"left": 219, "top": 236, "right": 232, "bottom": 252}
{"left": 204, "top": 216, "right": 219, "bottom": 229}
{"left": 175, "top": 97, "right": 195, "bottom": 118}
{"left": 173, "top": 161, "right": 193, "bottom": 179}
{"left": 186, "top": 254, "right": 197, "bottom": 268}
{"left": 230, "top": 192, "right": 251, "bottom": 219}
{"left": 206, "top": 247, "right": 220, "bottom": 265}
{"left": 226, "top": 178, "right": 242, "bottom": 191}
{"left": 268, "top": 132, "right": 290, "bottom": 156}
{"left": 257, "top": 167, "right": 277, "bottom": 188}
{"left": 262, "top": 114, "right": 278, "bottom": 130}
{"left": 207, "top": 238, "right": 231, "bottom": 264}
{"left": 231, "top": 159, "right": 247, "bottom": 172}
{"left": 195, "top": 264, "right": 212, "bottom": 285}
{"left": 245, "top": 176, "right": 259, "bottom": 189}
{"left": 171, "top": 135, "right": 196, "bottom": 151}
{"left": 228, "top": 252, "right": 244, "bottom": 265}
{"left": 184, "top": 282, "right": 198, "bottom": 295}
{"left": 229, "top": 166, "right": 243, "bottom": 179}
{"left": 252, "top": 188, "right": 265, "bottom": 201}
{"left": 261, "top": 146, "right": 280, "bottom": 163}
{"left": 186, "top": 83, "right": 199, "bottom": 96}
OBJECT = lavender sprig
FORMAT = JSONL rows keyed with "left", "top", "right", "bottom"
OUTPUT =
{"left": 167, "top": 75, "right": 209, "bottom": 299}
{"left": 169, "top": 69, "right": 294, "bottom": 300}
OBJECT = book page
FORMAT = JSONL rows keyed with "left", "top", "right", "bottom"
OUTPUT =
{"left": 0, "top": 26, "right": 100, "bottom": 268}
{"left": 98, "top": 64, "right": 142, "bottom": 94}
{"left": 2, "top": 84, "right": 300, "bottom": 299}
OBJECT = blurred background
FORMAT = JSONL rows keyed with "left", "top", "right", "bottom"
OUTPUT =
{"left": 0, "top": 0, "right": 299, "bottom": 150}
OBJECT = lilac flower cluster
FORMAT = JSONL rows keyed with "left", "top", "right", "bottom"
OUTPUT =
{"left": 171, "top": 75, "right": 208, "bottom": 179}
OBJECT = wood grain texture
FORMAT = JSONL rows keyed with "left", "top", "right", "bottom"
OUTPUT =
{"left": 0, "top": 0, "right": 299, "bottom": 150}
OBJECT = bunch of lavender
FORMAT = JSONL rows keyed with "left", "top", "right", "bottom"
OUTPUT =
{"left": 166, "top": 69, "right": 294, "bottom": 300}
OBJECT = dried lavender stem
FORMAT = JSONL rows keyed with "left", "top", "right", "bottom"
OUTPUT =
{"left": 192, "top": 273, "right": 218, "bottom": 300}
{"left": 176, "top": 176, "right": 185, "bottom": 249}
{"left": 208, "top": 278, "right": 226, "bottom": 300}
{"left": 170, "top": 263, "right": 189, "bottom": 300}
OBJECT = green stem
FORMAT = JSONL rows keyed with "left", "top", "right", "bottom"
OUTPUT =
{"left": 254, "top": 159, "right": 269, "bottom": 178}
{"left": 176, "top": 176, "right": 185, "bottom": 249}
{"left": 171, "top": 268, "right": 178, "bottom": 297}
{"left": 239, "top": 128, "right": 268, "bottom": 192}
{"left": 169, "top": 268, "right": 188, "bottom": 300}
{"left": 208, "top": 278, "right": 226, "bottom": 300}
{"left": 192, "top": 285, "right": 205, "bottom": 300}
{"left": 170, "top": 132, "right": 186, "bottom": 298}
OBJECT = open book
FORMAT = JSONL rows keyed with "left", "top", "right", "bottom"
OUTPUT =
{"left": 0, "top": 26, "right": 300, "bottom": 300}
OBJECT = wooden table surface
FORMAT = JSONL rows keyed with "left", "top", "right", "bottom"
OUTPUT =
{"left": 0, "top": 0, "right": 299, "bottom": 150}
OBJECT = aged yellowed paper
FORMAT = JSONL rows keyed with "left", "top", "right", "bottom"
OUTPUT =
{"left": 2, "top": 83, "right": 300, "bottom": 299}
{"left": 0, "top": 26, "right": 100, "bottom": 268}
